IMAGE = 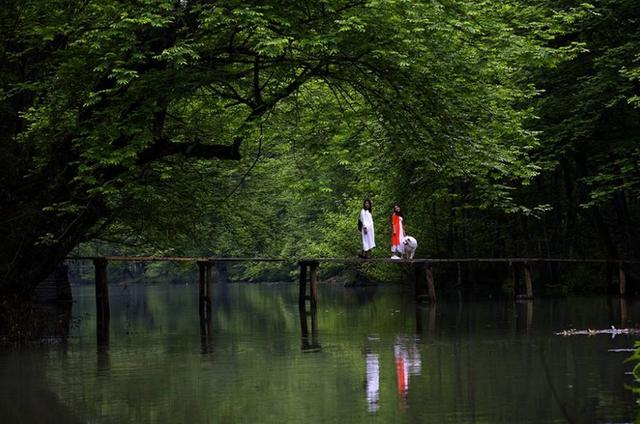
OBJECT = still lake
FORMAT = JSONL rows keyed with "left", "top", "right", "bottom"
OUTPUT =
{"left": 1, "top": 281, "right": 638, "bottom": 423}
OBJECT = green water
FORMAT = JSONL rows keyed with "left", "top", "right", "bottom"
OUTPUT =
{"left": 0, "top": 282, "right": 638, "bottom": 423}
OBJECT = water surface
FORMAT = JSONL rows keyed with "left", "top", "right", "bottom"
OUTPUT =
{"left": 1, "top": 282, "right": 638, "bottom": 423}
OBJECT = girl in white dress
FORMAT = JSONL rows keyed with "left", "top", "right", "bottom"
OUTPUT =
{"left": 359, "top": 199, "right": 376, "bottom": 258}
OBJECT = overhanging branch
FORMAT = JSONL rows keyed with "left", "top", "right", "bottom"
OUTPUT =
{"left": 135, "top": 60, "right": 327, "bottom": 166}
{"left": 137, "top": 136, "right": 242, "bottom": 164}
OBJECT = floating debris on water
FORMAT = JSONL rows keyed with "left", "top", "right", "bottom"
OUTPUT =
{"left": 555, "top": 326, "right": 640, "bottom": 337}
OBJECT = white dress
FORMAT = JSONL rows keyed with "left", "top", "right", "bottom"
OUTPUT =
{"left": 366, "top": 353, "right": 380, "bottom": 412}
{"left": 360, "top": 209, "right": 376, "bottom": 251}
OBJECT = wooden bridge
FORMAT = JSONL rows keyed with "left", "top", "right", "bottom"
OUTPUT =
{"left": 66, "top": 255, "right": 637, "bottom": 347}
{"left": 69, "top": 255, "right": 637, "bottom": 310}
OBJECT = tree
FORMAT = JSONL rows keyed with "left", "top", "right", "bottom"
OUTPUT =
{"left": 519, "top": 0, "right": 640, "bottom": 262}
{"left": 0, "top": 0, "right": 584, "bottom": 298}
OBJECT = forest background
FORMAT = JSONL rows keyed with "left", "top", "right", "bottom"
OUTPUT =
{"left": 1, "top": 0, "right": 639, "bottom": 298}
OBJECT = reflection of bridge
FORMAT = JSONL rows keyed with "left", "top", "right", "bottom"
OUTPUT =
{"left": 67, "top": 256, "right": 638, "bottom": 348}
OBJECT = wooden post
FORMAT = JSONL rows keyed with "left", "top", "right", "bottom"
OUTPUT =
{"left": 526, "top": 300, "right": 533, "bottom": 334}
{"left": 94, "top": 258, "right": 109, "bottom": 346}
{"left": 298, "top": 262, "right": 311, "bottom": 352}
{"left": 206, "top": 262, "right": 214, "bottom": 317}
{"left": 510, "top": 262, "right": 518, "bottom": 298}
{"left": 425, "top": 263, "right": 436, "bottom": 303}
{"left": 298, "top": 261, "right": 321, "bottom": 352}
{"left": 415, "top": 263, "right": 436, "bottom": 303}
{"left": 619, "top": 264, "right": 627, "bottom": 296}
{"left": 94, "top": 258, "right": 110, "bottom": 321}
{"left": 298, "top": 262, "right": 308, "bottom": 312}
{"left": 198, "top": 261, "right": 206, "bottom": 315}
{"left": 299, "top": 302, "right": 309, "bottom": 338}
{"left": 523, "top": 263, "right": 533, "bottom": 299}
{"left": 309, "top": 261, "right": 318, "bottom": 312}
{"left": 206, "top": 263, "right": 214, "bottom": 298}
{"left": 620, "top": 297, "right": 628, "bottom": 328}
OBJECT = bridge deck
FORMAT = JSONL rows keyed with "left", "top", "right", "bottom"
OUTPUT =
{"left": 78, "top": 254, "right": 634, "bottom": 342}
{"left": 67, "top": 256, "right": 640, "bottom": 264}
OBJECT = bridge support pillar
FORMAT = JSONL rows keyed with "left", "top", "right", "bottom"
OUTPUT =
{"left": 523, "top": 263, "right": 533, "bottom": 299}
{"left": 619, "top": 263, "right": 627, "bottom": 296}
{"left": 298, "top": 261, "right": 321, "bottom": 352}
{"left": 310, "top": 262, "right": 318, "bottom": 312}
{"left": 298, "top": 261, "right": 319, "bottom": 311}
{"left": 198, "top": 261, "right": 214, "bottom": 319}
{"left": 415, "top": 263, "right": 436, "bottom": 303}
{"left": 93, "top": 258, "right": 110, "bottom": 346}
{"left": 514, "top": 262, "right": 534, "bottom": 300}
{"left": 298, "top": 262, "right": 307, "bottom": 312}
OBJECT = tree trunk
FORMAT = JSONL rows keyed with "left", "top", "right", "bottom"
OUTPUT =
{"left": 1, "top": 199, "right": 104, "bottom": 300}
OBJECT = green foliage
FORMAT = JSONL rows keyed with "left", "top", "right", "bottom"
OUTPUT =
{"left": 627, "top": 341, "right": 640, "bottom": 380}
{"left": 5, "top": 0, "right": 637, "bottom": 292}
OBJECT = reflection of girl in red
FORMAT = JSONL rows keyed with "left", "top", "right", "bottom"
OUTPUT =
{"left": 390, "top": 204, "right": 405, "bottom": 258}
{"left": 394, "top": 338, "right": 422, "bottom": 410}
{"left": 394, "top": 344, "right": 409, "bottom": 410}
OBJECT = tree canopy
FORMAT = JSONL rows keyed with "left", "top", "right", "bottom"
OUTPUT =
{"left": 3, "top": 0, "right": 636, "bottom": 296}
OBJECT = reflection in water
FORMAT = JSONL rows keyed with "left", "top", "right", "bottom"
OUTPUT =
{"left": 50, "top": 302, "right": 73, "bottom": 341}
{"left": 97, "top": 344, "right": 110, "bottom": 376}
{"left": 1, "top": 284, "right": 638, "bottom": 423}
{"left": 96, "top": 313, "right": 109, "bottom": 347}
{"left": 620, "top": 297, "right": 628, "bottom": 328}
{"left": 538, "top": 343, "right": 576, "bottom": 423}
{"left": 515, "top": 300, "right": 534, "bottom": 334}
{"left": 0, "top": 301, "right": 73, "bottom": 343}
{"left": 365, "top": 352, "right": 379, "bottom": 413}
{"left": 214, "top": 263, "right": 232, "bottom": 315}
{"left": 0, "top": 345, "right": 82, "bottom": 423}
{"left": 0, "top": 379, "right": 83, "bottom": 423}
{"left": 299, "top": 305, "right": 321, "bottom": 352}
{"left": 415, "top": 304, "right": 436, "bottom": 335}
{"left": 394, "top": 337, "right": 422, "bottom": 408}
{"left": 199, "top": 309, "right": 214, "bottom": 354}
{"left": 364, "top": 335, "right": 423, "bottom": 414}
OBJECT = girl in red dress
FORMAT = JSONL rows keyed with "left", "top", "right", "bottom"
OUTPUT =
{"left": 390, "top": 203, "right": 405, "bottom": 258}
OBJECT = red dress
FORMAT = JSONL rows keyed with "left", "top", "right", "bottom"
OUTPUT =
{"left": 391, "top": 213, "right": 403, "bottom": 246}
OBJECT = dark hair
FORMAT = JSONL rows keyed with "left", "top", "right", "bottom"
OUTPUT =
{"left": 392, "top": 203, "right": 404, "bottom": 218}
{"left": 363, "top": 199, "right": 372, "bottom": 212}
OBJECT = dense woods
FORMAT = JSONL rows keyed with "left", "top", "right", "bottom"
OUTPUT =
{"left": 1, "top": 0, "right": 639, "bottom": 298}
